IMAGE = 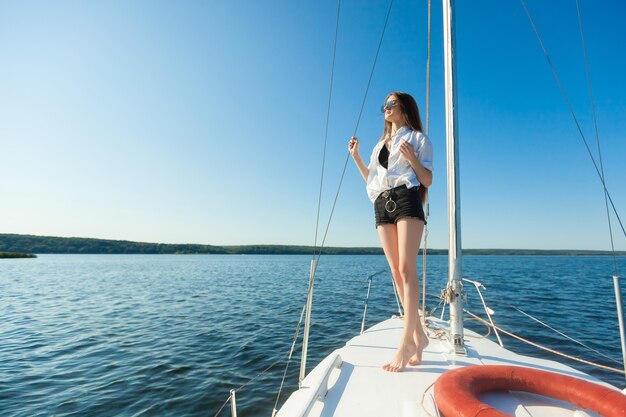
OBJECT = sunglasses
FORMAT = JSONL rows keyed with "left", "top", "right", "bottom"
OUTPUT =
{"left": 381, "top": 99, "right": 398, "bottom": 113}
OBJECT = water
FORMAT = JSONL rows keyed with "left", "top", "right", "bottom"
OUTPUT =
{"left": 1, "top": 254, "right": 625, "bottom": 416}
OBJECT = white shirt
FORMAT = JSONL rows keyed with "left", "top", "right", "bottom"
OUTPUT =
{"left": 365, "top": 126, "right": 433, "bottom": 203}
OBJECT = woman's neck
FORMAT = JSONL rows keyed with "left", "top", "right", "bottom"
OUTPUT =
{"left": 390, "top": 122, "right": 407, "bottom": 137}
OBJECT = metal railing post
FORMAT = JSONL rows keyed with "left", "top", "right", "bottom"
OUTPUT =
{"left": 300, "top": 260, "right": 316, "bottom": 385}
{"left": 612, "top": 275, "right": 626, "bottom": 380}
{"left": 463, "top": 278, "right": 503, "bottom": 347}
{"left": 230, "top": 389, "right": 237, "bottom": 417}
{"left": 361, "top": 277, "right": 373, "bottom": 334}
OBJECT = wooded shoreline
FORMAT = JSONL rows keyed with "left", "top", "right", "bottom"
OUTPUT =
{"left": 1, "top": 234, "right": 624, "bottom": 256}
{"left": 0, "top": 251, "right": 36, "bottom": 258}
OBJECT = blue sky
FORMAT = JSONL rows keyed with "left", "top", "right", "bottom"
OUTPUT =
{"left": 1, "top": 0, "right": 624, "bottom": 250}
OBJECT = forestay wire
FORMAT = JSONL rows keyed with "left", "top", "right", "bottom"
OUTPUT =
{"left": 270, "top": 0, "right": 344, "bottom": 412}
{"left": 271, "top": 0, "right": 395, "bottom": 411}
{"left": 312, "top": 0, "right": 395, "bottom": 266}
{"left": 574, "top": 0, "right": 620, "bottom": 278}
{"left": 518, "top": 0, "right": 625, "bottom": 244}
{"left": 312, "top": 0, "right": 342, "bottom": 256}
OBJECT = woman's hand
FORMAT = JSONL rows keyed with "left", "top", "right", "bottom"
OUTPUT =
{"left": 400, "top": 140, "right": 432, "bottom": 187}
{"left": 399, "top": 140, "right": 416, "bottom": 163}
{"left": 348, "top": 136, "right": 368, "bottom": 182}
{"left": 348, "top": 136, "right": 360, "bottom": 157}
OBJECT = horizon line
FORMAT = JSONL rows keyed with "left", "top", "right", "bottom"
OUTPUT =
{"left": 1, "top": 233, "right": 624, "bottom": 254}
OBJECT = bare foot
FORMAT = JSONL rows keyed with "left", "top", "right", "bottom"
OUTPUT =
{"left": 408, "top": 331, "right": 429, "bottom": 366}
{"left": 382, "top": 342, "right": 417, "bottom": 372}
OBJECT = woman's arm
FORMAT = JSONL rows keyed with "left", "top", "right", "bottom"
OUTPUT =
{"left": 349, "top": 136, "right": 369, "bottom": 182}
{"left": 399, "top": 140, "right": 432, "bottom": 187}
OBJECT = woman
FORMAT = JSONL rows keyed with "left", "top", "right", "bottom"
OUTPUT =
{"left": 348, "top": 91, "right": 433, "bottom": 372}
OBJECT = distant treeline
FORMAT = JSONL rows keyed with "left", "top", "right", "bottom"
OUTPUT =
{"left": 0, "top": 234, "right": 384, "bottom": 255}
{"left": 0, "top": 251, "right": 36, "bottom": 258}
{"left": 0, "top": 234, "right": 623, "bottom": 256}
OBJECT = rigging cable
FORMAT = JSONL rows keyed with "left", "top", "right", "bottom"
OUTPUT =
{"left": 273, "top": 0, "right": 395, "bottom": 409}
{"left": 574, "top": 0, "right": 620, "bottom": 278}
{"left": 271, "top": 303, "right": 308, "bottom": 415}
{"left": 312, "top": 0, "right": 342, "bottom": 258}
{"left": 286, "top": 0, "right": 395, "bottom": 397}
{"left": 495, "top": 295, "right": 623, "bottom": 365}
{"left": 313, "top": 0, "right": 395, "bottom": 266}
{"left": 521, "top": 0, "right": 626, "bottom": 380}
{"left": 518, "top": 0, "right": 625, "bottom": 240}
{"left": 271, "top": 0, "right": 344, "bottom": 412}
{"left": 274, "top": 2, "right": 406, "bottom": 408}
{"left": 421, "top": 0, "right": 432, "bottom": 320}
{"left": 213, "top": 348, "right": 292, "bottom": 417}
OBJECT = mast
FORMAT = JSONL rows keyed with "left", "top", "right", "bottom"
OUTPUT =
{"left": 442, "top": 0, "right": 465, "bottom": 353}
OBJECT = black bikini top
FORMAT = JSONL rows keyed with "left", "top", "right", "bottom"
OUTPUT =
{"left": 378, "top": 143, "right": 389, "bottom": 169}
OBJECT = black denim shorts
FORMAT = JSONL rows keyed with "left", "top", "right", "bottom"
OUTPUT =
{"left": 374, "top": 185, "right": 426, "bottom": 227}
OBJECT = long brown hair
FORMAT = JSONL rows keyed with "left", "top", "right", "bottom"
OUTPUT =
{"left": 381, "top": 91, "right": 429, "bottom": 206}
{"left": 381, "top": 91, "right": 424, "bottom": 141}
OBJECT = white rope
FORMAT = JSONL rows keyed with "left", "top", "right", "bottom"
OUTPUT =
{"left": 419, "top": 382, "right": 438, "bottom": 417}
{"left": 465, "top": 309, "right": 625, "bottom": 374}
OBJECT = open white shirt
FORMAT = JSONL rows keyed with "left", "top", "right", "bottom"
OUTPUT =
{"left": 365, "top": 126, "right": 433, "bottom": 203}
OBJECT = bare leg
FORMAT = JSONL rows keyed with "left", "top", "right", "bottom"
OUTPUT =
{"left": 397, "top": 218, "right": 429, "bottom": 365}
{"left": 377, "top": 224, "right": 414, "bottom": 372}
{"left": 377, "top": 224, "right": 404, "bottom": 313}
{"left": 382, "top": 218, "right": 428, "bottom": 371}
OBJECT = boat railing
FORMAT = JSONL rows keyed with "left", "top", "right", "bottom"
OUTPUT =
{"left": 229, "top": 390, "right": 237, "bottom": 417}
{"left": 458, "top": 276, "right": 626, "bottom": 376}
{"left": 439, "top": 277, "right": 626, "bottom": 380}
{"left": 359, "top": 271, "right": 624, "bottom": 381}
{"left": 463, "top": 308, "right": 626, "bottom": 378}
{"left": 455, "top": 281, "right": 626, "bottom": 380}
{"left": 462, "top": 278, "right": 504, "bottom": 347}
{"left": 360, "top": 269, "right": 388, "bottom": 334}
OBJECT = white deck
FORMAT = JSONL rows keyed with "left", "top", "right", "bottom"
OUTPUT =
{"left": 276, "top": 316, "right": 618, "bottom": 417}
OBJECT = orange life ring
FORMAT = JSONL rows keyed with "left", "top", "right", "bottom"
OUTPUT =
{"left": 434, "top": 365, "right": 626, "bottom": 417}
